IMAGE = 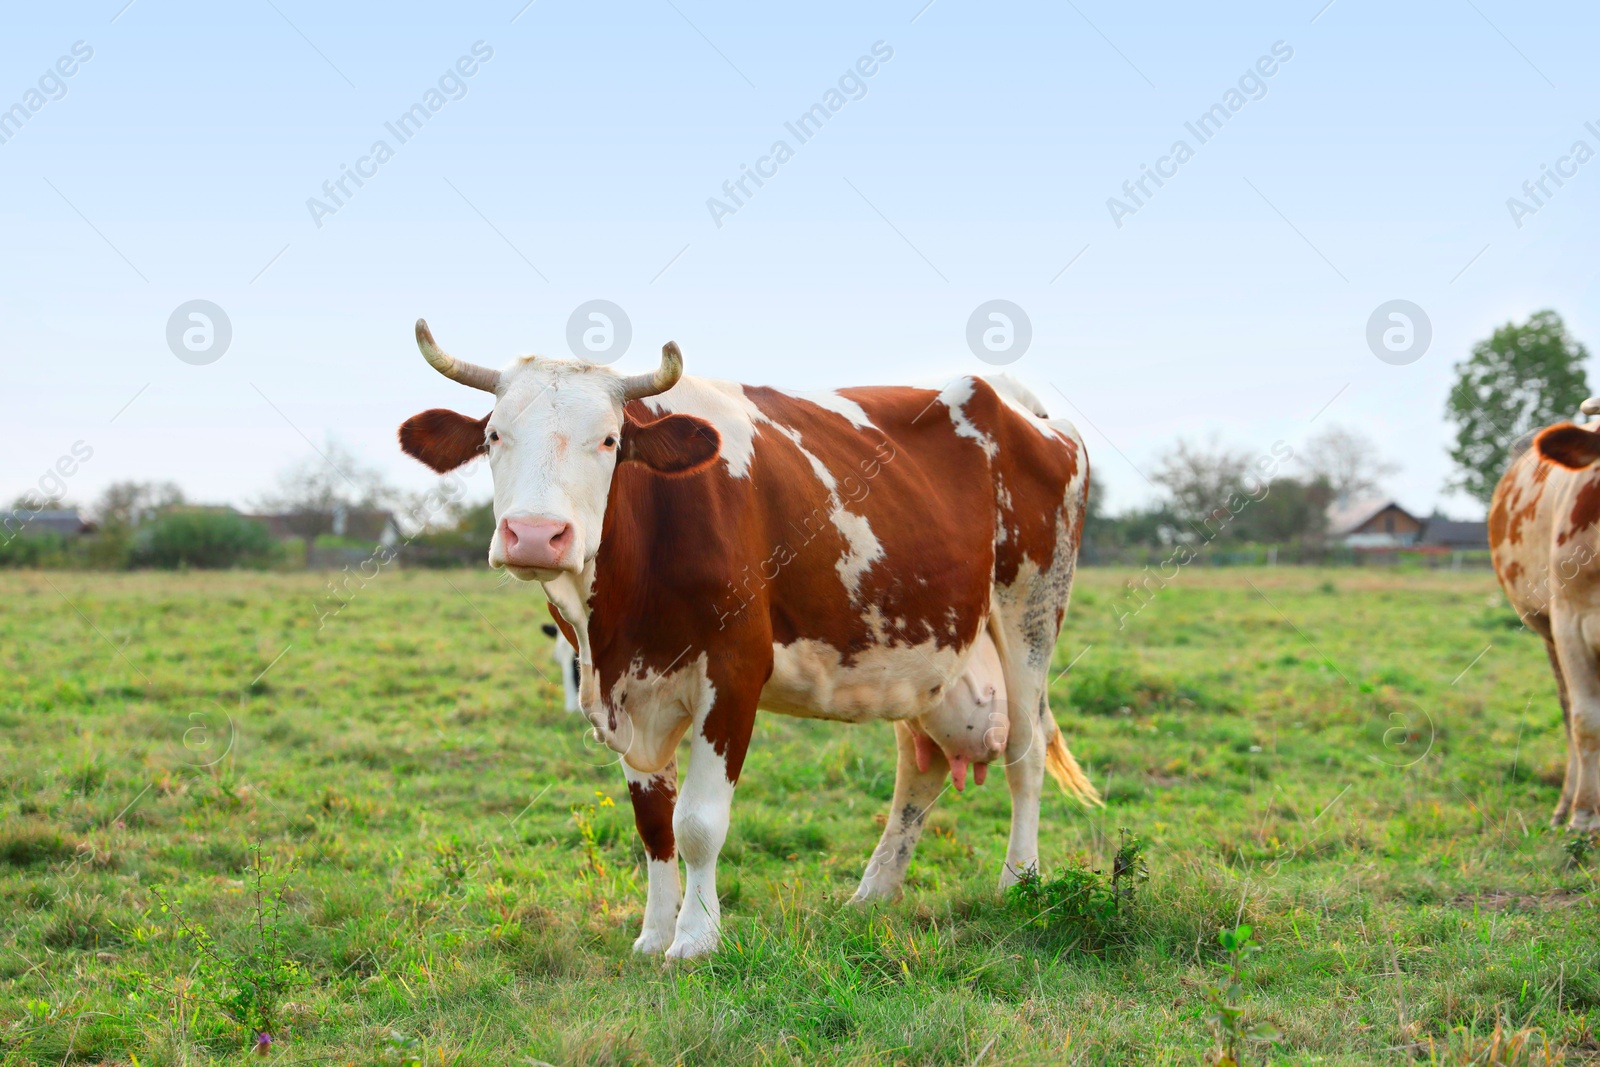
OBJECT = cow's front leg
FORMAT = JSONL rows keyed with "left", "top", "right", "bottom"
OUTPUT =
{"left": 624, "top": 759, "right": 680, "bottom": 954}
{"left": 851, "top": 721, "right": 948, "bottom": 902}
{"left": 666, "top": 729, "right": 739, "bottom": 959}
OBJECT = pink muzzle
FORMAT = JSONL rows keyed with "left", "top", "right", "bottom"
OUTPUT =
{"left": 500, "top": 517, "right": 574, "bottom": 570}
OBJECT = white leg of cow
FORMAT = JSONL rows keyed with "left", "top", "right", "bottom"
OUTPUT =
{"left": 1554, "top": 613, "right": 1600, "bottom": 830}
{"left": 666, "top": 734, "right": 736, "bottom": 959}
{"left": 851, "top": 721, "right": 949, "bottom": 902}
{"left": 623, "top": 760, "right": 680, "bottom": 955}
{"left": 1542, "top": 636, "right": 1579, "bottom": 825}
{"left": 638, "top": 857, "right": 681, "bottom": 954}
{"left": 999, "top": 688, "right": 1048, "bottom": 887}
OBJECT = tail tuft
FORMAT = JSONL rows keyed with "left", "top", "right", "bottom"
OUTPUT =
{"left": 1045, "top": 732, "right": 1104, "bottom": 808}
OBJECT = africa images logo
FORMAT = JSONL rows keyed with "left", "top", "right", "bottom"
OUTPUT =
{"left": 1106, "top": 40, "right": 1294, "bottom": 229}
{"left": 705, "top": 41, "right": 895, "bottom": 229}
{"left": 306, "top": 42, "right": 494, "bottom": 228}
{"left": 0, "top": 40, "right": 94, "bottom": 147}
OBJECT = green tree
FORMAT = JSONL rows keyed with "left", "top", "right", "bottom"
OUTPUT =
{"left": 86, "top": 480, "right": 186, "bottom": 569}
{"left": 1230, "top": 476, "right": 1332, "bottom": 545}
{"left": 1446, "top": 309, "right": 1591, "bottom": 505}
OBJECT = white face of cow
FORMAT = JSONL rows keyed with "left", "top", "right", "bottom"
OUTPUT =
{"left": 398, "top": 321, "right": 719, "bottom": 585}
{"left": 486, "top": 360, "right": 624, "bottom": 581}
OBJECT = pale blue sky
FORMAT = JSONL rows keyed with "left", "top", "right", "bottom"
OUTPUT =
{"left": 4, "top": 0, "right": 1599, "bottom": 518}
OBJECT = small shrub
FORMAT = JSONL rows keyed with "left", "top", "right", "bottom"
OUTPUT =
{"left": 431, "top": 835, "right": 478, "bottom": 893}
{"left": 0, "top": 532, "right": 72, "bottom": 568}
{"left": 1004, "top": 829, "right": 1146, "bottom": 951}
{"left": 571, "top": 792, "right": 617, "bottom": 879}
{"left": 154, "top": 843, "right": 301, "bottom": 1047}
{"left": 1562, "top": 832, "right": 1596, "bottom": 870}
{"left": 1204, "top": 924, "right": 1278, "bottom": 1066}
{"left": 132, "top": 510, "right": 276, "bottom": 570}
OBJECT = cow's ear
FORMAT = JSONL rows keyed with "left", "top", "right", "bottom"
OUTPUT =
{"left": 399, "top": 409, "right": 489, "bottom": 472}
{"left": 619, "top": 410, "right": 721, "bottom": 475}
{"left": 1537, "top": 423, "right": 1600, "bottom": 470}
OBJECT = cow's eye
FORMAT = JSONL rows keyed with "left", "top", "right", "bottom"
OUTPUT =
{"left": 602, "top": 435, "right": 617, "bottom": 449}
{"left": 487, "top": 430, "right": 500, "bottom": 444}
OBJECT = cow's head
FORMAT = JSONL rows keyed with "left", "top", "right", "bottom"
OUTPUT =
{"left": 398, "top": 320, "right": 720, "bottom": 581}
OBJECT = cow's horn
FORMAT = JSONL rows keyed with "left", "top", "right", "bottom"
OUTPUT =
{"left": 620, "top": 341, "right": 684, "bottom": 401}
{"left": 415, "top": 319, "right": 501, "bottom": 393}
{"left": 1582, "top": 397, "right": 1600, "bottom": 417}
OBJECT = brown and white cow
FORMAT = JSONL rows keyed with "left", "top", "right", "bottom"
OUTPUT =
{"left": 398, "top": 320, "right": 1100, "bottom": 957}
{"left": 1491, "top": 398, "right": 1600, "bottom": 829}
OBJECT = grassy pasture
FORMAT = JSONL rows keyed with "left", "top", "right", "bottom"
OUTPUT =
{"left": 0, "top": 566, "right": 1594, "bottom": 1065}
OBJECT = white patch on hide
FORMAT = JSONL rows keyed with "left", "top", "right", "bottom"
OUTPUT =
{"left": 762, "top": 637, "right": 969, "bottom": 723}
{"left": 938, "top": 377, "right": 998, "bottom": 458}
{"left": 599, "top": 650, "right": 711, "bottom": 774}
{"left": 795, "top": 389, "right": 876, "bottom": 429}
{"left": 638, "top": 377, "right": 764, "bottom": 478}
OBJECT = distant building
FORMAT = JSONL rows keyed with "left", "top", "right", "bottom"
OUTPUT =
{"left": 1326, "top": 498, "right": 1423, "bottom": 548}
{"left": 332, "top": 505, "right": 401, "bottom": 546}
{"left": 1417, "top": 516, "right": 1488, "bottom": 550}
{"left": 7, "top": 508, "right": 95, "bottom": 538}
{"left": 244, "top": 507, "right": 400, "bottom": 547}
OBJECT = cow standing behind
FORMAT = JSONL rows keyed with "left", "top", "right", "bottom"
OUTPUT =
{"left": 400, "top": 321, "right": 1099, "bottom": 957}
{"left": 541, "top": 622, "right": 581, "bottom": 712}
{"left": 1491, "top": 399, "right": 1600, "bottom": 829}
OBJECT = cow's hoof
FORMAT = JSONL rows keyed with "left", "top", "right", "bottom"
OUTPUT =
{"left": 848, "top": 883, "right": 899, "bottom": 905}
{"left": 632, "top": 929, "right": 674, "bottom": 955}
{"left": 1553, "top": 799, "right": 1574, "bottom": 826}
{"left": 1568, "top": 809, "right": 1600, "bottom": 833}
{"left": 664, "top": 933, "right": 717, "bottom": 960}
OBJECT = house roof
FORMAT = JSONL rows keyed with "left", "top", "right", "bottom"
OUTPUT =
{"left": 13, "top": 509, "right": 93, "bottom": 537}
{"left": 1418, "top": 518, "right": 1488, "bottom": 547}
{"left": 1326, "top": 498, "right": 1418, "bottom": 537}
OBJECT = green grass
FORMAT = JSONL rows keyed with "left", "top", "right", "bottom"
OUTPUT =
{"left": 0, "top": 567, "right": 1594, "bottom": 1065}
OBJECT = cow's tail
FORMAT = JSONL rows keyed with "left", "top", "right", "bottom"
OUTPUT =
{"left": 1042, "top": 696, "right": 1103, "bottom": 807}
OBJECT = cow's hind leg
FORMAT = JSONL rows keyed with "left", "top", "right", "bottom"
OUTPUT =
{"left": 1553, "top": 612, "right": 1600, "bottom": 831}
{"left": 1542, "top": 636, "right": 1579, "bottom": 825}
{"left": 998, "top": 667, "right": 1050, "bottom": 886}
{"left": 989, "top": 610, "right": 1100, "bottom": 887}
{"left": 624, "top": 759, "right": 680, "bottom": 954}
{"left": 851, "top": 721, "right": 949, "bottom": 902}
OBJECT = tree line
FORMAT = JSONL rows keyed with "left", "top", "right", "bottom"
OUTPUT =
{"left": 1086, "top": 309, "right": 1592, "bottom": 555}
{"left": 3, "top": 310, "right": 1593, "bottom": 568}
